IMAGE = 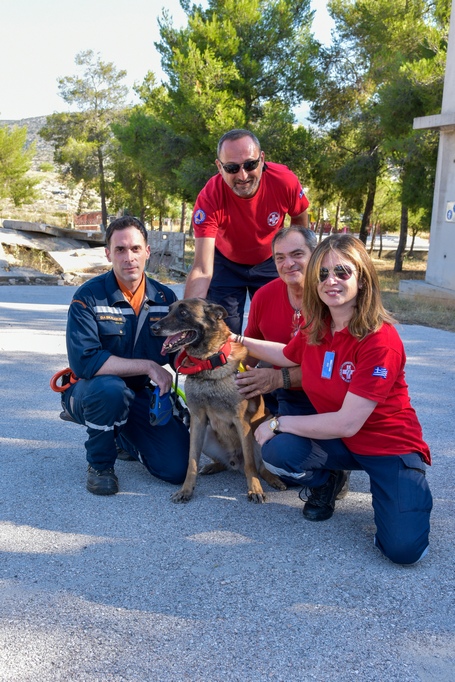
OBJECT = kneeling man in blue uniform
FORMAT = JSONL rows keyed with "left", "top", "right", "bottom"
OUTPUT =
{"left": 61, "top": 216, "right": 189, "bottom": 495}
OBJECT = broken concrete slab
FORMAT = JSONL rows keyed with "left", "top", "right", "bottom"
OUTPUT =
{"left": 0, "top": 227, "right": 108, "bottom": 277}
{"left": 2, "top": 219, "right": 105, "bottom": 244}
{"left": 0, "top": 239, "right": 57, "bottom": 284}
{"left": 47, "top": 247, "right": 108, "bottom": 274}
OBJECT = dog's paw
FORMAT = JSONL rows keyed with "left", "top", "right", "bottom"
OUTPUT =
{"left": 260, "top": 469, "right": 287, "bottom": 491}
{"left": 248, "top": 490, "right": 267, "bottom": 504}
{"left": 200, "top": 461, "right": 228, "bottom": 476}
{"left": 170, "top": 488, "right": 194, "bottom": 503}
{"left": 269, "top": 478, "right": 287, "bottom": 491}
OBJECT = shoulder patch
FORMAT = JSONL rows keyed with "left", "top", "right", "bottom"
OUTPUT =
{"left": 194, "top": 209, "right": 206, "bottom": 225}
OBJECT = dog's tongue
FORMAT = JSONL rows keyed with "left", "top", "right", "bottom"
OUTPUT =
{"left": 160, "top": 332, "right": 183, "bottom": 355}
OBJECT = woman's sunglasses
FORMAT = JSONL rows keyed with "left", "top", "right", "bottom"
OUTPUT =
{"left": 319, "top": 264, "right": 355, "bottom": 282}
{"left": 218, "top": 155, "right": 261, "bottom": 174}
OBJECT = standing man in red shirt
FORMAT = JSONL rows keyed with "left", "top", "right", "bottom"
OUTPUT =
{"left": 184, "top": 129, "right": 309, "bottom": 334}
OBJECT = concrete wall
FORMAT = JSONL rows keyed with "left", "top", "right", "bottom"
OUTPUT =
{"left": 425, "top": 129, "right": 455, "bottom": 290}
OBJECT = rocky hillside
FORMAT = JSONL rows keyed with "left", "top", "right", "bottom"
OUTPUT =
{"left": 0, "top": 115, "right": 54, "bottom": 170}
{"left": 0, "top": 116, "right": 100, "bottom": 226}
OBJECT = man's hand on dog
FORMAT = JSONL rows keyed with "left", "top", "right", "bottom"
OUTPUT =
{"left": 235, "top": 365, "right": 282, "bottom": 399}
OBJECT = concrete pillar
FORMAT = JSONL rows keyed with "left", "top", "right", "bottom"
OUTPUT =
{"left": 403, "top": 0, "right": 455, "bottom": 302}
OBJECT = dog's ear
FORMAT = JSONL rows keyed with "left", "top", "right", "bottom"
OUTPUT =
{"left": 205, "top": 303, "right": 228, "bottom": 321}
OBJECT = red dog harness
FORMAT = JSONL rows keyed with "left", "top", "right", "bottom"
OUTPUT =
{"left": 175, "top": 340, "right": 232, "bottom": 375}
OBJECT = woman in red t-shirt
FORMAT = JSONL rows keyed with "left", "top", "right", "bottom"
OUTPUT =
{"left": 235, "top": 234, "right": 432, "bottom": 565}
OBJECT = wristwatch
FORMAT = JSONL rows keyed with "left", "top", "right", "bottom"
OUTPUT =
{"left": 268, "top": 417, "right": 281, "bottom": 435}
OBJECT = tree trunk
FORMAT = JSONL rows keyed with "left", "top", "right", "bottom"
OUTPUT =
{"left": 394, "top": 203, "right": 408, "bottom": 272}
{"left": 369, "top": 222, "right": 377, "bottom": 254}
{"left": 180, "top": 201, "right": 186, "bottom": 233}
{"left": 159, "top": 211, "right": 163, "bottom": 231}
{"left": 97, "top": 146, "right": 108, "bottom": 232}
{"left": 138, "top": 176, "right": 145, "bottom": 224}
{"left": 334, "top": 199, "right": 341, "bottom": 232}
{"left": 409, "top": 227, "right": 417, "bottom": 256}
{"left": 378, "top": 224, "right": 383, "bottom": 259}
{"left": 359, "top": 180, "right": 376, "bottom": 245}
{"left": 314, "top": 207, "right": 321, "bottom": 232}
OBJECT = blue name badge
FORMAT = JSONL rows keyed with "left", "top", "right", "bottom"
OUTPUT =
{"left": 321, "top": 351, "right": 335, "bottom": 379}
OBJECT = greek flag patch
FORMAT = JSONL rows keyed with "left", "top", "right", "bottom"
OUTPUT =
{"left": 372, "top": 366, "right": 388, "bottom": 379}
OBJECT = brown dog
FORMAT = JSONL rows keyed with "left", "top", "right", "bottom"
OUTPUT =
{"left": 152, "top": 298, "right": 286, "bottom": 503}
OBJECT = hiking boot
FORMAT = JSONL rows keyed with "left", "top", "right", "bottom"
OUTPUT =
{"left": 86, "top": 466, "right": 119, "bottom": 495}
{"left": 336, "top": 470, "right": 351, "bottom": 500}
{"left": 115, "top": 441, "right": 136, "bottom": 461}
{"left": 302, "top": 470, "right": 347, "bottom": 521}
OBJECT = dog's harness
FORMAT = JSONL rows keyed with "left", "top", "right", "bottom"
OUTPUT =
{"left": 175, "top": 339, "right": 232, "bottom": 375}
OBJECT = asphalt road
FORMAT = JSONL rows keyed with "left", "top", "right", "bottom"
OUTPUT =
{"left": 0, "top": 284, "right": 454, "bottom": 682}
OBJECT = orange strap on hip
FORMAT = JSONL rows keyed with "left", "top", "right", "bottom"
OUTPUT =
{"left": 50, "top": 368, "right": 79, "bottom": 393}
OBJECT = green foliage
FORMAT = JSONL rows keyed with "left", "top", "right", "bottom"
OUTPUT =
{"left": 38, "top": 162, "right": 54, "bottom": 172}
{"left": 0, "top": 125, "right": 39, "bottom": 206}
{"left": 308, "top": 0, "right": 449, "bottom": 247}
{"left": 134, "top": 0, "right": 318, "bottom": 201}
{"left": 40, "top": 50, "right": 129, "bottom": 228}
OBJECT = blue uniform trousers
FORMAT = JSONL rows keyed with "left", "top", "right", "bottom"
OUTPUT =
{"left": 207, "top": 248, "right": 278, "bottom": 334}
{"left": 266, "top": 387, "right": 351, "bottom": 484}
{"left": 63, "top": 375, "right": 190, "bottom": 484}
{"left": 262, "top": 434, "right": 432, "bottom": 565}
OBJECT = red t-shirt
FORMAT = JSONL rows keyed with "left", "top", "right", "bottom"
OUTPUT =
{"left": 245, "top": 277, "right": 301, "bottom": 342}
{"left": 192, "top": 162, "right": 309, "bottom": 264}
{"left": 283, "top": 323, "right": 431, "bottom": 463}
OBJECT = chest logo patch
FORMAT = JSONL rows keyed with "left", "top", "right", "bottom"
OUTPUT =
{"left": 267, "top": 212, "right": 280, "bottom": 227}
{"left": 340, "top": 361, "right": 355, "bottom": 382}
{"left": 194, "top": 209, "right": 206, "bottom": 225}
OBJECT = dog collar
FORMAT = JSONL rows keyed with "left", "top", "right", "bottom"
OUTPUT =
{"left": 175, "top": 339, "right": 232, "bottom": 375}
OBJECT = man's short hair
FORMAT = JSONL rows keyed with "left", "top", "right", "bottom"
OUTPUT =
{"left": 217, "top": 129, "right": 261, "bottom": 158}
{"left": 272, "top": 226, "right": 317, "bottom": 253}
{"left": 105, "top": 216, "right": 148, "bottom": 247}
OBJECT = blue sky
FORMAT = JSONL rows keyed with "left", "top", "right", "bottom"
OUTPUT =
{"left": 1, "top": 0, "right": 334, "bottom": 121}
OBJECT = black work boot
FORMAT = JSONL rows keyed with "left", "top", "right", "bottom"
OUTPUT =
{"left": 86, "top": 466, "right": 119, "bottom": 495}
{"left": 115, "top": 441, "right": 136, "bottom": 461}
{"left": 336, "top": 471, "right": 351, "bottom": 500}
{"left": 302, "top": 470, "right": 347, "bottom": 521}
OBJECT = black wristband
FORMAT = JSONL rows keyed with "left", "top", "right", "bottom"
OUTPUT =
{"left": 281, "top": 367, "right": 291, "bottom": 389}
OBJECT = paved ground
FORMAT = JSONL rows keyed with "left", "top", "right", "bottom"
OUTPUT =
{"left": 0, "top": 284, "right": 454, "bottom": 682}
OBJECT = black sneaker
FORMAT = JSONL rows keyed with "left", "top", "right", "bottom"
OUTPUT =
{"left": 86, "top": 466, "right": 119, "bottom": 495}
{"left": 336, "top": 471, "right": 351, "bottom": 500}
{"left": 302, "top": 470, "right": 347, "bottom": 521}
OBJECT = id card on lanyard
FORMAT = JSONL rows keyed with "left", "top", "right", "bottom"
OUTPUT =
{"left": 322, "top": 351, "right": 335, "bottom": 379}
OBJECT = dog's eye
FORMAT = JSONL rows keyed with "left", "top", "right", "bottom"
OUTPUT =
{"left": 179, "top": 308, "right": 188, "bottom": 318}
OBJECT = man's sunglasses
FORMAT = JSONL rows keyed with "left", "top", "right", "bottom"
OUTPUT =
{"left": 218, "top": 155, "right": 261, "bottom": 174}
{"left": 319, "top": 264, "right": 355, "bottom": 282}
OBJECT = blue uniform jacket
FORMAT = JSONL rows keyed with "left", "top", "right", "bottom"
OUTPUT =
{"left": 66, "top": 270, "right": 176, "bottom": 391}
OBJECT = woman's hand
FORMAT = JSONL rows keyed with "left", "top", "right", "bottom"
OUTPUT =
{"left": 254, "top": 420, "right": 276, "bottom": 446}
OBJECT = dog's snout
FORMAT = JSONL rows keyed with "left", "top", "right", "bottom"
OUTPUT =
{"left": 151, "top": 320, "right": 163, "bottom": 335}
